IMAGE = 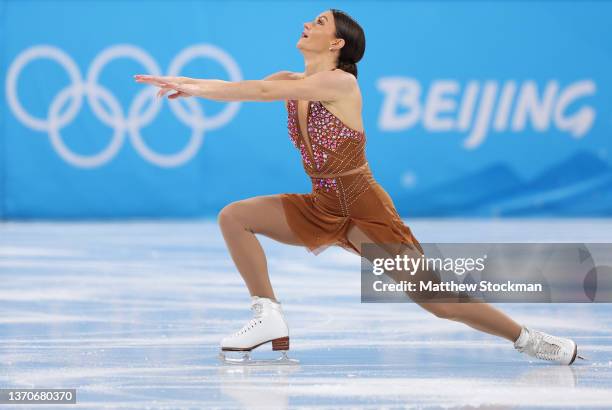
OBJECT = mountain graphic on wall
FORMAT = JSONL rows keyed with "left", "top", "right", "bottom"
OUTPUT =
{"left": 395, "top": 150, "right": 612, "bottom": 217}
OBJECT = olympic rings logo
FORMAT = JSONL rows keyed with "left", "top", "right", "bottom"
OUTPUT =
{"left": 5, "top": 44, "right": 242, "bottom": 168}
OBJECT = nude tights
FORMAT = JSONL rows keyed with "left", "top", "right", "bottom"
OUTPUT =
{"left": 218, "top": 194, "right": 522, "bottom": 343}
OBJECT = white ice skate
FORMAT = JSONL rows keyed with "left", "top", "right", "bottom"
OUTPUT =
{"left": 513, "top": 325, "right": 585, "bottom": 365}
{"left": 218, "top": 296, "right": 299, "bottom": 365}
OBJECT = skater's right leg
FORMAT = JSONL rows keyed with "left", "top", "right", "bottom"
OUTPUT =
{"left": 347, "top": 224, "right": 581, "bottom": 365}
{"left": 345, "top": 224, "right": 522, "bottom": 343}
{"left": 218, "top": 194, "right": 304, "bottom": 301}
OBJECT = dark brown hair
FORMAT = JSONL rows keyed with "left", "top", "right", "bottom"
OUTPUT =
{"left": 330, "top": 9, "right": 365, "bottom": 78}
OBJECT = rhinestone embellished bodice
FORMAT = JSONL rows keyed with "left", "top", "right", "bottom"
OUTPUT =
{"left": 287, "top": 99, "right": 368, "bottom": 194}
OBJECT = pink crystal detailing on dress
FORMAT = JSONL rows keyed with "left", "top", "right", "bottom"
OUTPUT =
{"left": 308, "top": 101, "right": 364, "bottom": 170}
{"left": 287, "top": 101, "right": 313, "bottom": 168}
{"left": 287, "top": 100, "right": 365, "bottom": 193}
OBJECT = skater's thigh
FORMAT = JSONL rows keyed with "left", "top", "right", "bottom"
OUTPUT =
{"left": 346, "top": 223, "right": 423, "bottom": 267}
{"left": 219, "top": 194, "right": 304, "bottom": 246}
{"left": 346, "top": 224, "right": 460, "bottom": 310}
{"left": 345, "top": 223, "right": 424, "bottom": 282}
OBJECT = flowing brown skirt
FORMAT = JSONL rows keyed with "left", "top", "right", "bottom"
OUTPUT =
{"left": 280, "top": 168, "right": 423, "bottom": 257}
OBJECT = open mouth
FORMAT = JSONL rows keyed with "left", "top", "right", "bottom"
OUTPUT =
{"left": 301, "top": 32, "right": 309, "bottom": 38}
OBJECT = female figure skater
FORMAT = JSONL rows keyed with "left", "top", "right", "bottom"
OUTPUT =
{"left": 135, "top": 9, "right": 580, "bottom": 365}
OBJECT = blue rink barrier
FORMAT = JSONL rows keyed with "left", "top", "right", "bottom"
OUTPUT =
{"left": 2, "top": 0, "right": 611, "bottom": 219}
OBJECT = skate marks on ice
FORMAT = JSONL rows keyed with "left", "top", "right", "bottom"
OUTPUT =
{"left": 1, "top": 220, "right": 612, "bottom": 408}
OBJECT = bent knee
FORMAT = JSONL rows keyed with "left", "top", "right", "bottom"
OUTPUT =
{"left": 421, "top": 303, "right": 459, "bottom": 321}
{"left": 218, "top": 201, "right": 246, "bottom": 227}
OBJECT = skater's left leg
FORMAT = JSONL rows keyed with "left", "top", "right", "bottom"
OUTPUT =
{"left": 346, "top": 224, "right": 522, "bottom": 343}
{"left": 218, "top": 194, "right": 304, "bottom": 301}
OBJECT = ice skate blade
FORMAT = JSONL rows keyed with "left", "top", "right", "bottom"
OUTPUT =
{"left": 218, "top": 351, "right": 299, "bottom": 366}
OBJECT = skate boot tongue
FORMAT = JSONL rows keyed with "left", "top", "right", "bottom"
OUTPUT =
{"left": 251, "top": 301, "right": 264, "bottom": 318}
{"left": 250, "top": 297, "right": 282, "bottom": 318}
{"left": 251, "top": 296, "right": 281, "bottom": 305}
{"left": 514, "top": 326, "right": 530, "bottom": 350}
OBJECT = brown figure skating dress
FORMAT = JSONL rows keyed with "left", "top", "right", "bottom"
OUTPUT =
{"left": 280, "top": 76, "right": 424, "bottom": 257}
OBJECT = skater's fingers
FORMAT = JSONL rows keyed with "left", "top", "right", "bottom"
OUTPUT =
{"left": 156, "top": 86, "right": 173, "bottom": 98}
{"left": 168, "top": 91, "right": 185, "bottom": 99}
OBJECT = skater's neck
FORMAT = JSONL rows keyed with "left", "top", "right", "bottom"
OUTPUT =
{"left": 303, "top": 54, "right": 336, "bottom": 77}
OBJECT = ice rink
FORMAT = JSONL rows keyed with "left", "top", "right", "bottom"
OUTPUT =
{"left": 1, "top": 219, "right": 611, "bottom": 409}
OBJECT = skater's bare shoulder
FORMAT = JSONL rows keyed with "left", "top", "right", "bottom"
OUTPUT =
{"left": 287, "top": 71, "right": 306, "bottom": 80}
{"left": 262, "top": 71, "right": 305, "bottom": 81}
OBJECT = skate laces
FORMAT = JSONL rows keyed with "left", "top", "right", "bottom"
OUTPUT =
{"left": 523, "top": 330, "right": 562, "bottom": 361}
{"left": 534, "top": 334, "right": 562, "bottom": 360}
{"left": 232, "top": 302, "right": 265, "bottom": 337}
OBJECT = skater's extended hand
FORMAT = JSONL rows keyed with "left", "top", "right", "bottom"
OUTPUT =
{"left": 133, "top": 74, "right": 196, "bottom": 99}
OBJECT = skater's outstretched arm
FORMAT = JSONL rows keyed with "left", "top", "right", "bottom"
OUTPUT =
{"left": 262, "top": 71, "right": 304, "bottom": 81}
{"left": 133, "top": 69, "right": 355, "bottom": 102}
{"left": 135, "top": 72, "right": 301, "bottom": 100}
{"left": 261, "top": 71, "right": 304, "bottom": 109}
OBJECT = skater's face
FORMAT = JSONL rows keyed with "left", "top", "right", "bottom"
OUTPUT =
{"left": 297, "top": 10, "right": 343, "bottom": 53}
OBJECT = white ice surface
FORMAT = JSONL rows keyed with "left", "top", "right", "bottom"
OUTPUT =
{"left": 0, "top": 219, "right": 611, "bottom": 409}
